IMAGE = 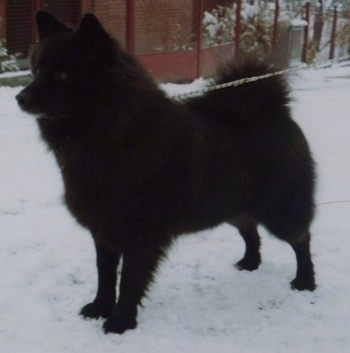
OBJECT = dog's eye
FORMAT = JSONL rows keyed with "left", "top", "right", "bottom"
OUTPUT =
{"left": 54, "top": 71, "right": 67, "bottom": 81}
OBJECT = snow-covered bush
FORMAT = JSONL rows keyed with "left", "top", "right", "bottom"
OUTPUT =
{"left": 336, "top": 20, "right": 350, "bottom": 56}
{"left": 0, "top": 40, "right": 21, "bottom": 73}
{"left": 202, "top": 5, "right": 235, "bottom": 47}
{"left": 239, "top": 2, "right": 274, "bottom": 57}
{"left": 202, "top": 1, "right": 274, "bottom": 57}
{"left": 0, "top": 16, "right": 20, "bottom": 73}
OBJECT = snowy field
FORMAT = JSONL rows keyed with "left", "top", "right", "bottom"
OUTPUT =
{"left": 1, "top": 66, "right": 350, "bottom": 353}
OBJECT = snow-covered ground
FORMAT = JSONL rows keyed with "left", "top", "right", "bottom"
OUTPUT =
{"left": 1, "top": 66, "right": 350, "bottom": 353}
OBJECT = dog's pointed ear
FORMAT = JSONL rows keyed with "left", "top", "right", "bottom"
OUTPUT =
{"left": 36, "top": 11, "right": 68, "bottom": 42}
{"left": 78, "top": 14, "right": 117, "bottom": 65}
{"left": 78, "top": 13, "right": 108, "bottom": 39}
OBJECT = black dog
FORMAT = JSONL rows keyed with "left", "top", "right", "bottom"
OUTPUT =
{"left": 16, "top": 11, "right": 316, "bottom": 334}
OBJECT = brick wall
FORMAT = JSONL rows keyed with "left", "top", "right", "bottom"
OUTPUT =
{"left": 135, "top": 0, "right": 194, "bottom": 54}
{"left": 88, "top": 0, "right": 226, "bottom": 54}
{"left": 6, "top": 0, "right": 34, "bottom": 56}
{"left": 1, "top": 0, "right": 225, "bottom": 78}
{"left": 41, "top": 0, "right": 81, "bottom": 26}
{"left": 92, "top": 0, "right": 196, "bottom": 54}
{"left": 93, "top": 0, "right": 126, "bottom": 47}
{"left": 204, "top": 0, "right": 227, "bottom": 11}
{"left": 0, "top": 2, "right": 6, "bottom": 39}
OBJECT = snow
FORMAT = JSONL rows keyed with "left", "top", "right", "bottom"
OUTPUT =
{"left": 1, "top": 66, "right": 350, "bottom": 352}
{"left": 290, "top": 19, "right": 308, "bottom": 27}
{"left": 0, "top": 70, "right": 30, "bottom": 79}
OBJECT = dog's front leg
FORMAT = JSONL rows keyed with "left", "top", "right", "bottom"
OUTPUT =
{"left": 80, "top": 240, "right": 120, "bottom": 319}
{"left": 103, "top": 239, "right": 165, "bottom": 334}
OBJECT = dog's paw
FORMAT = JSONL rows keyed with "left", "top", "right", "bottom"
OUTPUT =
{"left": 234, "top": 256, "right": 261, "bottom": 272}
{"left": 290, "top": 277, "right": 316, "bottom": 291}
{"left": 103, "top": 314, "right": 137, "bottom": 334}
{"left": 80, "top": 301, "right": 115, "bottom": 319}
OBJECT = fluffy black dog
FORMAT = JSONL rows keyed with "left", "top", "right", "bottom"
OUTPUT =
{"left": 16, "top": 11, "right": 316, "bottom": 334}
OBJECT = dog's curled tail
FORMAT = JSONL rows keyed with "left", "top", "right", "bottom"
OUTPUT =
{"left": 188, "top": 57, "right": 291, "bottom": 122}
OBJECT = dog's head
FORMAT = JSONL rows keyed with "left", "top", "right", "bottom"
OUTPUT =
{"left": 16, "top": 11, "right": 118, "bottom": 118}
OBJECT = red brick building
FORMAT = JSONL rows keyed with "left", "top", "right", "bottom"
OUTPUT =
{"left": 0, "top": 0, "right": 233, "bottom": 80}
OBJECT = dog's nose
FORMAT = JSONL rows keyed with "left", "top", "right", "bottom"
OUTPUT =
{"left": 16, "top": 90, "right": 31, "bottom": 107}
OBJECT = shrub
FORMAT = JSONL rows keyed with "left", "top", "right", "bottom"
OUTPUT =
{"left": 0, "top": 16, "right": 20, "bottom": 73}
{"left": 202, "top": 1, "right": 273, "bottom": 57}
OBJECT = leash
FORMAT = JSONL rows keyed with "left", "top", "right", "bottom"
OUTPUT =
{"left": 169, "top": 55, "right": 350, "bottom": 100}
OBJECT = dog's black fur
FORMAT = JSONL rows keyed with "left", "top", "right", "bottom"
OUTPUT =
{"left": 16, "top": 11, "right": 316, "bottom": 334}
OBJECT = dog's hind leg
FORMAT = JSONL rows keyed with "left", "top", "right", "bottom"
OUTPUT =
{"left": 80, "top": 241, "right": 121, "bottom": 319}
{"left": 230, "top": 214, "right": 261, "bottom": 271}
{"left": 103, "top": 239, "right": 167, "bottom": 334}
{"left": 289, "top": 231, "right": 316, "bottom": 291}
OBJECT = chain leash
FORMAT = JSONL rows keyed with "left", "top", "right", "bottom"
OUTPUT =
{"left": 169, "top": 55, "right": 350, "bottom": 100}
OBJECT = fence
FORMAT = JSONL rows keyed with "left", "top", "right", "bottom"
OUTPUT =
{"left": 106, "top": 0, "right": 350, "bottom": 80}
{"left": 0, "top": 0, "right": 349, "bottom": 81}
